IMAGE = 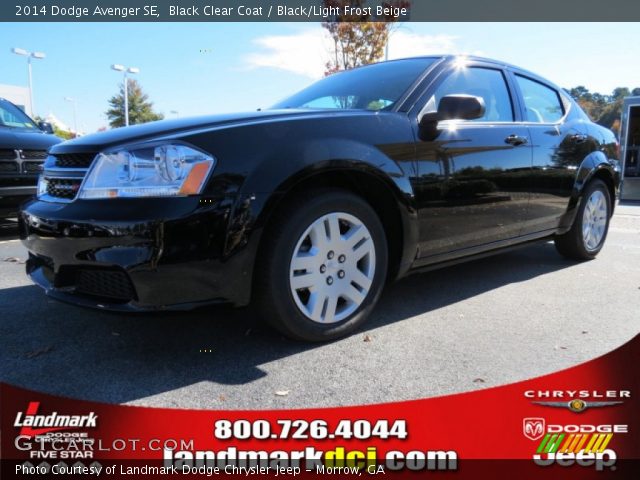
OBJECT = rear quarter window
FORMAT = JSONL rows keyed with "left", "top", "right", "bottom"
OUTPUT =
{"left": 515, "top": 75, "right": 564, "bottom": 123}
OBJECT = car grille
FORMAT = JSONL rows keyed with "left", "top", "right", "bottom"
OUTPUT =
{"left": 41, "top": 152, "right": 96, "bottom": 201}
{"left": 0, "top": 149, "right": 46, "bottom": 176}
{"left": 28, "top": 254, "right": 137, "bottom": 303}
{"left": 45, "top": 177, "right": 83, "bottom": 200}
{"left": 0, "top": 149, "right": 16, "bottom": 160}
{"left": 21, "top": 150, "right": 48, "bottom": 160}
{"left": 75, "top": 269, "right": 136, "bottom": 302}
{"left": 53, "top": 153, "right": 96, "bottom": 168}
{"left": 23, "top": 161, "right": 43, "bottom": 173}
{"left": 0, "top": 161, "right": 19, "bottom": 173}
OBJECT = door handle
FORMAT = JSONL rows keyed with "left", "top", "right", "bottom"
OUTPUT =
{"left": 570, "top": 133, "right": 588, "bottom": 144}
{"left": 505, "top": 134, "right": 528, "bottom": 146}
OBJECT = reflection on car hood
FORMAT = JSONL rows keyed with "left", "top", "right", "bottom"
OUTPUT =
{"left": 51, "top": 110, "right": 371, "bottom": 153}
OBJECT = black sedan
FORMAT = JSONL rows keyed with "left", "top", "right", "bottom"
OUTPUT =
{"left": 19, "top": 56, "right": 620, "bottom": 341}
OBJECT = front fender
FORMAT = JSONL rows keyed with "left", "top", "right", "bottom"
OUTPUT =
{"left": 248, "top": 156, "right": 418, "bottom": 278}
{"left": 186, "top": 112, "right": 418, "bottom": 297}
{"left": 218, "top": 156, "right": 418, "bottom": 304}
{"left": 241, "top": 137, "right": 409, "bottom": 194}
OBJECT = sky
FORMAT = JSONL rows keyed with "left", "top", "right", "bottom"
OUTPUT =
{"left": 1, "top": 22, "right": 638, "bottom": 133}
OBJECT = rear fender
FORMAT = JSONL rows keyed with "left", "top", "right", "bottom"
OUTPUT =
{"left": 558, "top": 150, "right": 619, "bottom": 232}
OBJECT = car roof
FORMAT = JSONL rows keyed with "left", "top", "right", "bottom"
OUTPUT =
{"left": 0, "top": 98, "right": 21, "bottom": 107}
{"left": 384, "top": 55, "right": 565, "bottom": 94}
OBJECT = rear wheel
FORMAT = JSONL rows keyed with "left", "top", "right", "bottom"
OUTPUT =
{"left": 255, "top": 189, "right": 388, "bottom": 341}
{"left": 554, "top": 179, "right": 611, "bottom": 260}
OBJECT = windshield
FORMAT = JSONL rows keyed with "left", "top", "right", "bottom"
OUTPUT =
{"left": 272, "top": 58, "right": 437, "bottom": 111}
{"left": 0, "top": 100, "right": 39, "bottom": 130}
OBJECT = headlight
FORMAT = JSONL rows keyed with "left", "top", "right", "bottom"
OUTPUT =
{"left": 78, "top": 143, "right": 215, "bottom": 199}
{"left": 37, "top": 175, "right": 48, "bottom": 197}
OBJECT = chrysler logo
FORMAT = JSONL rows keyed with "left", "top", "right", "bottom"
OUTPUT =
{"left": 523, "top": 417, "right": 545, "bottom": 441}
{"left": 532, "top": 400, "right": 623, "bottom": 413}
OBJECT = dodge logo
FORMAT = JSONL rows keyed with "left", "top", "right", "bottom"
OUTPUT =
{"left": 523, "top": 418, "right": 545, "bottom": 441}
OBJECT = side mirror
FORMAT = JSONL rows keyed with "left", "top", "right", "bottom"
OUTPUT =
{"left": 436, "top": 94, "right": 485, "bottom": 121}
{"left": 38, "top": 121, "right": 54, "bottom": 134}
{"left": 419, "top": 94, "right": 486, "bottom": 141}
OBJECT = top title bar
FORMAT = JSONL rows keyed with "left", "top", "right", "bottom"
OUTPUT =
{"left": 2, "top": 0, "right": 640, "bottom": 22}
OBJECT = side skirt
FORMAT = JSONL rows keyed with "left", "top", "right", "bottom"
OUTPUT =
{"left": 406, "top": 229, "right": 557, "bottom": 276}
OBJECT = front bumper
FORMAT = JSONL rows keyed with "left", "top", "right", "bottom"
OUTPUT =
{"left": 19, "top": 195, "right": 257, "bottom": 310}
{"left": 1, "top": 185, "right": 37, "bottom": 197}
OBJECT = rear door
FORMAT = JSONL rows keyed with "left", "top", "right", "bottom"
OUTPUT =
{"left": 412, "top": 63, "right": 533, "bottom": 260}
{"left": 511, "top": 73, "right": 593, "bottom": 233}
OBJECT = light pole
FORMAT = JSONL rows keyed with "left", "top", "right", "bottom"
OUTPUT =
{"left": 64, "top": 97, "right": 78, "bottom": 136}
{"left": 111, "top": 64, "right": 139, "bottom": 127}
{"left": 11, "top": 48, "right": 46, "bottom": 117}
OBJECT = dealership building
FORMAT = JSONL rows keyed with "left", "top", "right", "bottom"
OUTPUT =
{"left": 0, "top": 84, "right": 32, "bottom": 116}
{"left": 621, "top": 96, "right": 640, "bottom": 201}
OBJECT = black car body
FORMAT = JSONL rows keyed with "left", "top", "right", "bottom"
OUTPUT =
{"left": 19, "top": 56, "right": 620, "bottom": 341}
{"left": 0, "top": 98, "right": 61, "bottom": 218}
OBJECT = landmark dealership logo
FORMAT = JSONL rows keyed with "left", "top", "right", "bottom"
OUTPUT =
{"left": 13, "top": 402, "right": 98, "bottom": 437}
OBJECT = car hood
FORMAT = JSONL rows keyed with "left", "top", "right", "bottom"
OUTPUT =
{"left": 51, "top": 110, "right": 364, "bottom": 154}
{"left": 0, "top": 128, "right": 62, "bottom": 150}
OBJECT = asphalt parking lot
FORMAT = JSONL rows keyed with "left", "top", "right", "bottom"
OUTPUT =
{"left": 1, "top": 206, "right": 639, "bottom": 410}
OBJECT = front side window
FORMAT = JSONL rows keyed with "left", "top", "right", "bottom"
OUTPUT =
{"left": 424, "top": 67, "right": 514, "bottom": 122}
{"left": 515, "top": 75, "right": 564, "bottom": 123}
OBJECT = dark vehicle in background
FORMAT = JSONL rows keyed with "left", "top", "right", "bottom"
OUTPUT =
{"left": 0, "top": 98, "right": 61, "bottom": 218}
{"left": 19, "top": 56, "right": 620, "bottom": 341}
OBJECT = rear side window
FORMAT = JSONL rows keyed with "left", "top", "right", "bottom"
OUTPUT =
{"left": 515, "top": 75, "right": 564, "bottom": 123}
{"left": 425, "top": 67, "right": 514, "bottom": 122}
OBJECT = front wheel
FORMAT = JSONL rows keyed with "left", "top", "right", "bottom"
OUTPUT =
{"left": 255, "top": 189, "right": 388, "bottom": 342}
{"left": 554, "top": 179, "right": 611, "bottom": 260}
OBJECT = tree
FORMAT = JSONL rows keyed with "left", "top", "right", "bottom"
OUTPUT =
{"left": 567, "top": 86, "right": 607, "bottom": 122}
{"left": 566, "top": 85, "right": 639, "bottom": 134}
{"left": 52, "top": 125, "right": 75, "bottom": 140}
{"left": 321, "top": 0, "right": 409, "bottom": 75}
{"left": 33, "top": 115, "right": 75, "bottom": 139}
{"left": 106, "top": 78, "right": 163, "bottom": 128}
{"left": 611, "top": 87, "right": 631, "bottom": 100}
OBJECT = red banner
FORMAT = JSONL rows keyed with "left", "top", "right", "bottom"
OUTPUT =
{"left": 2, "top": 336, "right": 639, "bottom": 479}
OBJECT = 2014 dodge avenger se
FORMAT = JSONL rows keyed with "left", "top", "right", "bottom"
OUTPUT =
{"left": 19, "top": 56, "right": 620, "bottom": 341}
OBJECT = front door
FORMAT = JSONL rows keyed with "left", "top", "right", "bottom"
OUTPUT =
{"left": 413, "top": 65, "right": 532, "bottom": 260}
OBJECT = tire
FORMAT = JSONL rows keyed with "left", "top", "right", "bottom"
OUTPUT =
{"left": 554, "top": 179, "right": 611, "bottom": 260}
{"left": 254, "top": 188, "right": 388, "bottom": 342}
